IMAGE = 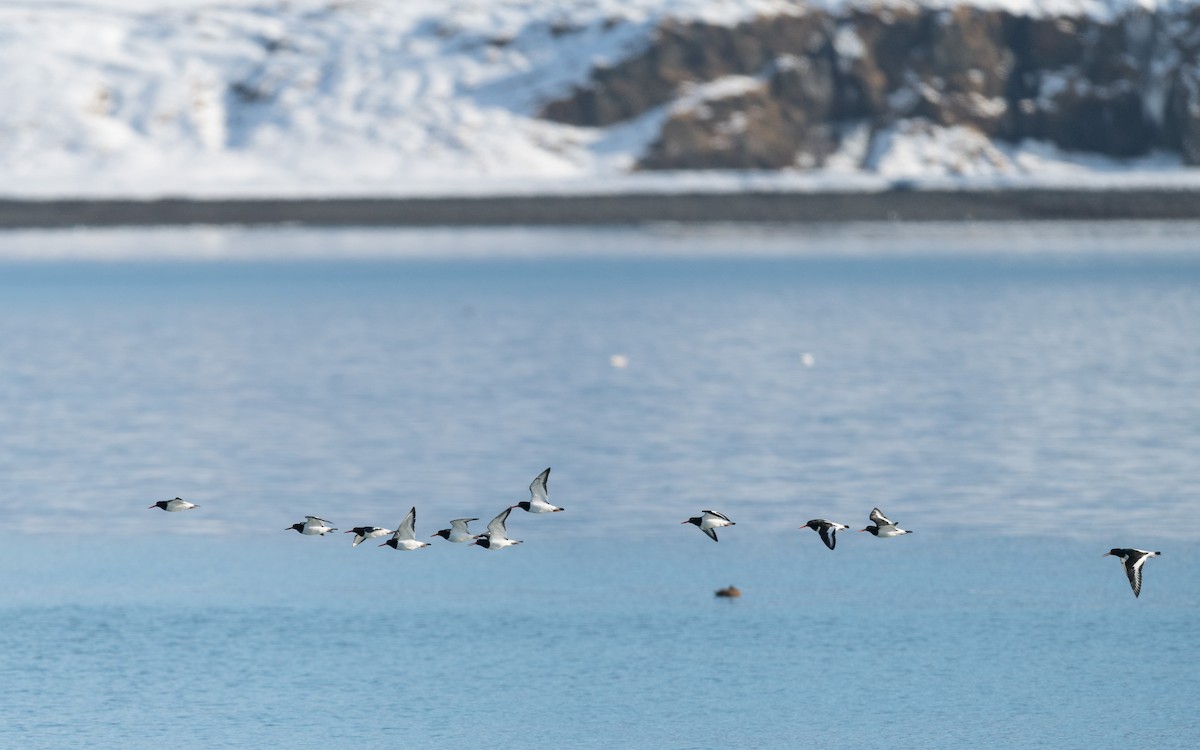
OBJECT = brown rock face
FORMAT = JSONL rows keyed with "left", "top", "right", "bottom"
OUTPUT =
{"left": 540, "top": 16, "right": 827, "bottom": 127}
{"left": 537, "top": 6, "right": 1200, "bottom": 171}
{"left": 639, "top": 83, "right": 836, "bottom": 170}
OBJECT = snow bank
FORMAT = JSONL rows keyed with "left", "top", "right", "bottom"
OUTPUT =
{"left": 1, "top": 0, "right": 1198, "bottom": 198}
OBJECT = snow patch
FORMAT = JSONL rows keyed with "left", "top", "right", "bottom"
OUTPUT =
{"left": 867, "top": 120, "right": 1015, "bottom": 178}
{"left": 866, "top": 118, "right": 1190, "bottom": 186}
{"left": 833, "top": 24, "right": 866, "bottom": 62}
{"left": 670, "top": 75, "right": 768, "bottom": 117}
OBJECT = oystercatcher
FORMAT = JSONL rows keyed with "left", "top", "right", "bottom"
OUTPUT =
{"left": 287, "top": 516, "right": 337, "bottom": 535}
{"left": 859, "top": 507, "right": 911, "bottom": 538}
{"left": 473, "top": 507, "right": 522, "bottom": 550}
{"left": 148, "top": 497, "right": 197, "bottom": 512}
{"left": 432, "top": 517, "right": 479, "bottom": 543}
{"left": 345, "top": 526, "right": 391, "bottom": 547}
{"left": 802, "top": 519, "right": 849, "bottom": 550}
{"left": 514, "top": 467, "right": 562, "bottom": 513}
{"left": 379, "top": 507, "right": 430, "bottom": 551}
{"left": 682, "top": 510, "right": 735, "bottom": 542}
{"left": 1103, "top": 548, "right": 1161, "bottom": 598}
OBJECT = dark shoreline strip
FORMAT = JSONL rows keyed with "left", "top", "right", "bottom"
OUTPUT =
{"left": 1, "top": 190, "right": 1198, "bottom": 228}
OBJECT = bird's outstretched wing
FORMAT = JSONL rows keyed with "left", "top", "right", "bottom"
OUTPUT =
{"left": 818, "top": 525, "right": 837, "bottom": 550}
{"left": 395, "top": 507, "right": 418, "bottom": 541}
{"left": 529, "top": 468, "right": 551, "bottom": 503}
{"left": 487, "top": 507, "right": 513, "bottom": 538}
{"left": 1124, "top": 558, "right": 1143, "bottom": 597}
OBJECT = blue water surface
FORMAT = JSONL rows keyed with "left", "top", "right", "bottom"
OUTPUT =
{"left": 0, "top": 223, "right": 1197, "bottom": 749}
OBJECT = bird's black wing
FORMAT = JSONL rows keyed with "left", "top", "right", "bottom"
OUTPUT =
{"left": 1125, "top": 558, "right": 1144, "bottom": 597}
{"left": 819, "top": 525, "right": 836, "bottom": 550}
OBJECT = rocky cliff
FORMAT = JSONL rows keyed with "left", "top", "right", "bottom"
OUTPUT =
{"left": 540, "top": 5, "right": 1200, "bottom": 171}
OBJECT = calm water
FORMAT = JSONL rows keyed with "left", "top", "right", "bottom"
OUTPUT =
{"left": 0, "top": 223, "right": 1198, "bottom": 749}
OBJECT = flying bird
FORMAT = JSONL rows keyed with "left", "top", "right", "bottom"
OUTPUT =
{"left": 859, "top": 507, "right": 911, "bottom": 538}
{"left": 802, "top": 519, "right": 850, "bottom": 550}
{"left": 1103, "top": 548, "right": 1161, "bottom": 597}
{"left": 148, "top": 497, "right": 197, "bottom": 512}
{"left": 379, "top": 507, "right": 430, "bottom": 551}
{"left": 287, "top": 516, "right": 337, "bottom": 535}
{"left": 345, "top": 526, "right": 392, "bottom": 547}
{"left": 473, "top": 507, "right": 522, "bottom": 550}
{"left": 432, "top": 517, "right": 479, "bottom": 543}
{"left": 514, "top": 467, "right": 562, "bottom": 513}
{"left": 682, "top": 510, "right": 735, "bottom": 542}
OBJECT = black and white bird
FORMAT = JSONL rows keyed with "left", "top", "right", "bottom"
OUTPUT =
{"left": 859, "top": 507, "right": 911, "bottom": 538}
{"left": 802, "top": 519, "right": 850, "bottom": 550}
{"left": 345, "top": 526, "right": 392, "bottom": 547}
{"left": 1104, "top": 548, "right": 1161, "bottom": 598}
{"left": 286, "top": 516, "right": 337, "bottom": 535}
{"left": 148, "top": 497, "right": 197, "bottom": 512}
{"left": 432, "top": 517, "right": 479, "bottom": 543}
{"left": 379, "top": 507, "right": 430, "bottom": 551}
{"left": 514, "top": 467, "right": 562, "bottom": 513}
{"left": 473, "top": 507, "right": 522, "bottom": 550}
{"left": 682, "top": 510, "right": 735, "bottom": 542}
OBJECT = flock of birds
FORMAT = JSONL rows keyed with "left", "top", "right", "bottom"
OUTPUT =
{"left": 793, "top": 511, "right": 1161, "bottom": 599}
{"left": 150, "top": 467, "right": 1163, "bottom": 599}
{"left": 150, "top": 468, "right": 560, "bottom": 552}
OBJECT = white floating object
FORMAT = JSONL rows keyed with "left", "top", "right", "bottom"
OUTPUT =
{"left": 801, "top": 352, "right": 815, "bottom": 367}
{"left": 610, "top": 354, "right": 629, "bottom": 369}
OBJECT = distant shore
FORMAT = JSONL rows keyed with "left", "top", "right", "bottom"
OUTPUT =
{"left": 1, "top": 189, "right": 1199, "bottom": 228}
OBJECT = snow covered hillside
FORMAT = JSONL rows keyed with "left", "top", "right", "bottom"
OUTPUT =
{"left": 2, "top": 0, "right": 1199, "bottom": 198}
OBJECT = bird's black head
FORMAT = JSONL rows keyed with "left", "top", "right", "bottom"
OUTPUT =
{"left": 516, "top": 501, "right": 531, "bottom": 511}
{"left": 1104, "top": 548, "right": 1127, "bottom": 558}
{"left": 287, "top": 523, "right": 304, "bottom": 533}
{"left": 150, "top": 501, "right": 167, "bottom": 510}
{"left": 683, "top": 517, "right": 701, "bottom": 527}
{"left": 860, "top": 526, "right": 880, "bottom": 536}
{"left": 433, "top": 529, "right": 450, "bottom": 539}
{"left": 473, "top": 536, "right": 492, "bottom": 548}
{"left": 383, "top": 539, "right": 398, "bottom": 549}
{"left": 803, "top": 520, "right": 820, "bottom": 530}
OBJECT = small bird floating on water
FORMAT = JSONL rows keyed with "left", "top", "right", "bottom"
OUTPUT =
{"left": 682, "top": 510, "right": 735, "bottom": 542}
{"left": 802, "top": 519, "right": 849, "bottom": 550}
{"left": 715, "top": 585, "right": 742, "bottom": 598}
{"left": 514, "top": 467, "right": 562, "bottom": 513}
{"left": 1103, "top": 548, "right": 1161, "bottom": 598}
{"left": 345, "top": 526, "right": 391, "bottom": 547}
{"left": 148, "top": 497, "right": 197, "bottom": 512}
{"left": 473, "top": 507, "right": 522, "bottom": 550}
{"left": 287, "top": 516, "right": 337, "bottom": 535}
{"left": 432, "top": 517, "right": 479, "bottom": 543}
{"left": 380, "top": 507, "right": 430, "bottom": 551}
{"left": 859, "top": 507, "right": 911, "bottom": 538}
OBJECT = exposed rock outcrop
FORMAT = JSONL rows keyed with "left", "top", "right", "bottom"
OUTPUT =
{"left": 539, "top": 6, "right": 1200, "bottom": 170}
